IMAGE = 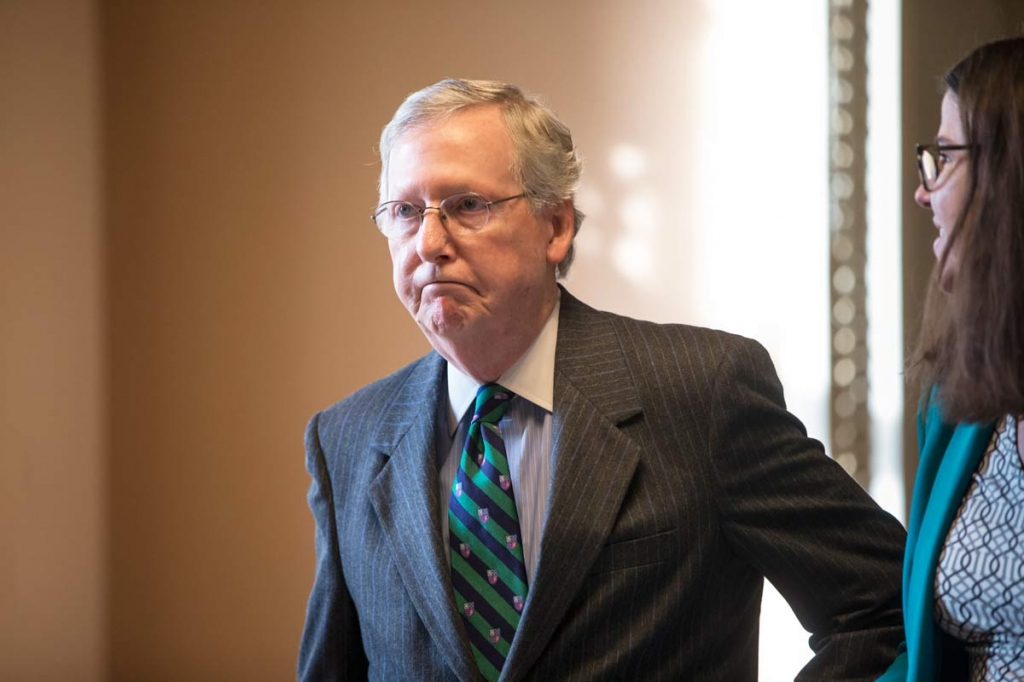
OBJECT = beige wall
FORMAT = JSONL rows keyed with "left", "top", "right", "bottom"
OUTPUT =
{"left": 100, "top": 4, "right": 416, "bottom": 678}
{"left": 0, "top": 1, "right": 106, "bottom": 680}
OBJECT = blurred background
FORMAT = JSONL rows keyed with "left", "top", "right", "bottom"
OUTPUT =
{"left": 2, "top": 0, "right": 1022, "bottom": 679}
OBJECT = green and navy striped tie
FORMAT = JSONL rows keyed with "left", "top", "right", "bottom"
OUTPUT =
{"left": 448, "top": 383, "right": 528, "bottom": 681}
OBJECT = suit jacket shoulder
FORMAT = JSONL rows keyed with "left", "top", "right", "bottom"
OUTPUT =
{"left": 310, "top": 351, "right": 445, "bottom": 461}
{"left": 550, "top": 289, "right": 905, "bottom": 681}
{"left": 558, "top": 287, "right": 770, "bottom": 409}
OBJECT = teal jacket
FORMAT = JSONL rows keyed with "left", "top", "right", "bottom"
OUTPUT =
{"left": 878, "top": 392, "right": 995, "bottom": 681}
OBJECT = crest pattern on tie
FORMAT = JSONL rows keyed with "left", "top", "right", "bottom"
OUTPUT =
{"left": 448, "top": 383, "right": 528, "bottom": 681}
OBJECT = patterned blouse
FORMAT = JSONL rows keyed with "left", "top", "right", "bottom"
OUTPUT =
{"left": 935, "top": 414, "right": 1024, "bottom": 680}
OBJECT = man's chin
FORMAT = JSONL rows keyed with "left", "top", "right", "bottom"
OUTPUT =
{"left": 417, "top": 299, "right": 471, "bottom": 339}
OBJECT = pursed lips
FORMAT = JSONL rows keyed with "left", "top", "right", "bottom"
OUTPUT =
{"left": 420, "top": 280, "right": 474, "bottom": 295}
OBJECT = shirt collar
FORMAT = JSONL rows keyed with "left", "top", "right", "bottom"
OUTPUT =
{"left": 446, "top": 292, "right": 560, "bottom": 436}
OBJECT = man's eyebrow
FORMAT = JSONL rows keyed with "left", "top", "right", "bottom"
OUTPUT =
{"left": 388, "top": 185, "right": 483, "bottom": 202}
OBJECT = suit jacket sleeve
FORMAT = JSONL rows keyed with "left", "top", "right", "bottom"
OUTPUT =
{"left": 708, "top": 338, "right": 905, "bottom": 681}
{"left": 297, "top": 411, "right": 369, "bottom": 681}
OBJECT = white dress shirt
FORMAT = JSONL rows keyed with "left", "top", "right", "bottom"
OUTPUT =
{"left": 437, "top": 294, "right": 559, "bottom": 583}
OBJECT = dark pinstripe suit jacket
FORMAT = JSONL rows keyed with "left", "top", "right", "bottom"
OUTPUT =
{"left": 299, "top": 289, "right": 906, "bottom": 681}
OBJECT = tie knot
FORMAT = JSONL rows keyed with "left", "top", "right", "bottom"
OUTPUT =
{"left": 472, "top": 383, "right": 514, "bottom": 425}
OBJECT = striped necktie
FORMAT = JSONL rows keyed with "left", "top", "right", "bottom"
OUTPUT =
{"left": 448, "top": 383, "right": 528, "bottom": 681}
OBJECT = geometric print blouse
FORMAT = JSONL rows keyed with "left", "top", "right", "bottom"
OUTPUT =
{"left": 935, "top": 414, "right": 1024, "bottom": 681}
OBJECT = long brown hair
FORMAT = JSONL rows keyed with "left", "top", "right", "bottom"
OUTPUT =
{"left": 908, "top": 37, "right": 1024, "bottom": 423}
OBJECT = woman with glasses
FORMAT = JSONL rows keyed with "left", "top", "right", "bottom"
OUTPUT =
{"left": 879, "top": 37, "right": 1024, "bottom": 681}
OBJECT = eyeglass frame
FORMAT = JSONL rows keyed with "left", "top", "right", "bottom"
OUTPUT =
{"left": 915, "top": 143, "right": 974, "bottom": 192}
{"left": 370, "top": 192, "right": 528, "bottom": 240}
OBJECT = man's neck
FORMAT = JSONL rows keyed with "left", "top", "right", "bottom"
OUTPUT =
{"left": 446, "top": 292, "right": 560, "bottom": 434}
{"left": 436, "top": 289, "right": 560, "bottom": 383}
{"left": 443, "top": 327, "right": 543, "bottom": 384}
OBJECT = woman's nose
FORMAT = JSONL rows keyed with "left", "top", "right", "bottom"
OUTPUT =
{"left": 914, "top": 182, "right": 930, "bottom": 209}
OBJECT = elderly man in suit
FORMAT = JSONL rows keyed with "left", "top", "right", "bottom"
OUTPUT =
{"left": 299, "top": 78, "right": 906, "bottom": 681}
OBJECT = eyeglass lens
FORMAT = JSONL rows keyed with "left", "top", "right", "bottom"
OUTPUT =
{"left": 373, "top": 193, "right": 493, "bottom": 238}
{"left": 920, "top": 149, "right": 939, "bottom": 185}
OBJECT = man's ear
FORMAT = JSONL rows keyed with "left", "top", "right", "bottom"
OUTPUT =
{"left": 545, "top": 199, "right": 575, "bottom": 265}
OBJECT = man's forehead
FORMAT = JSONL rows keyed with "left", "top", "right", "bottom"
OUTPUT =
{"left": 384, "top": 105, "right": 515, "bottom": 194}
{"left": 393, "top": 104, "right": 508, "bottom": 147}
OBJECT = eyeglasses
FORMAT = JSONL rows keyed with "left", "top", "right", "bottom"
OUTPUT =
{"left": 370, "top": 192, "right": 527, "bottom": 240}
{"left": 916, "top": 143, "right": 973, "bottom": 191}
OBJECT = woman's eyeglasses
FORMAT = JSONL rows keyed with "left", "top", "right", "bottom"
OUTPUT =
{"left": 915, "top": 143, "right": 973, "bottom": 191}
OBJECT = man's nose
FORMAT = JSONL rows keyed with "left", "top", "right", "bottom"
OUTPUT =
{"left": 415, "top": 209, "right": 453, "bottom": 261}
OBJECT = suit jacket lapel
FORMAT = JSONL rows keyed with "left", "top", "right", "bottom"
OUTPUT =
{"left": 366, "top": 352, "right": 480, "bottom": 682}
{"left": 502, "top": 290, "right": 643, "bottom": 681}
